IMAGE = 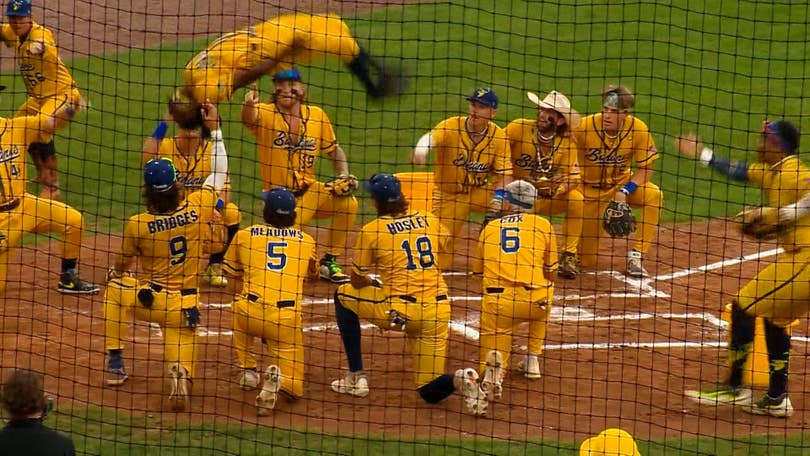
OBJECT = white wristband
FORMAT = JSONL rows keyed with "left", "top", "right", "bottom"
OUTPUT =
{"left": 699, "top": 147, "right": 714, "bottom": 166}
{"left": 779, "top": 196, "right": 810, "bottom": 224}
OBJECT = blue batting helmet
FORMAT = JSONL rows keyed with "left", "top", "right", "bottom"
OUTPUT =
{"left": 143, "top": 158, "right": 179, "bottom": 191}
{"left": 6, "top": 0, "right": 31, "bottom": 17}
{"left": 364, "top": 173, "right": 402, "bottom": 203}
{"left": 262, "top": 187, "right": 297, "bottom": 215}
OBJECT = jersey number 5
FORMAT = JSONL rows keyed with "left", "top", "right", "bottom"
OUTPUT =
{"left": 267, "top": 241, "right": 288, "bottom": 270}
{"left": 401, "top": 236, "right": 435, "bottom": 270}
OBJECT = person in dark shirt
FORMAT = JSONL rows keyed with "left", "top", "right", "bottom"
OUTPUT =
{"left": 0, "top": 369, "right": 74, "bottom": 455}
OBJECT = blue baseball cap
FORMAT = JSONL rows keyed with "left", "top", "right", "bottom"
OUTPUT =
{"left": 273, "top": 68, "right": 302, "bottom": 82}
{"left": 6, "top": 0, "right": 31, "bottom": 17}
{"left": 364, "top": 173, "right": 402, "bottom": 203}
{"left": 143, "top": 158, "right": 178, "bottom": 191}
{"left": 466, "top": 87, "right": 498, "bottom": 108}
{"left": 262, "top": 187, "right": 297, "bottom": 215}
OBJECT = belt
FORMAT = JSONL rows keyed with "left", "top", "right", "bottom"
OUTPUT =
{"left": 399, "top": 294, "right": 448, "bottom": 303}
{"left": 246, "top": 293, "right": 295, "bottom": 309}
{"left": 486, "top": 286, "right": 534, "bottom": 294}
{"left": 148, "top": 283, "right": 198, "bottom": 296}
{"left": 0, "top": 198, "right": 20, "bottom": 212}
{"left": 588, "top": 183, "right": 618, "bottom": 190}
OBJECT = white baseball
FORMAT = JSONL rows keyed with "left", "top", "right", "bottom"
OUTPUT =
{"left": 411, "top": 132, "right": 432, "bottom": 165}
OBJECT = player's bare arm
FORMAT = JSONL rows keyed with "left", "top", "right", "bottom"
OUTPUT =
{"left": 240, "top": 83, "right": 260, "bottom": 129}
{"left": 330, "top": 146, "right": 350, "bottom": 177}
{"left": 107, "top": 254, "right": 136, "bottom": 281}
{"left": 350, "top": 270, "right": 376, "bottom": 289}
{"left": 141, "top": 110, "right": 173, "bottom": 164}
{"left": 44, "top": 96, "right": 85, "bottom": 135}
{"left": 614, "top": 165, "right": 653, "bottom": 203}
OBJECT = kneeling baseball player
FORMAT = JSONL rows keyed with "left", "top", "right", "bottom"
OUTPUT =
{"left": 223, "top": 188, "right": 319, "bottom": 416}
{"left": 103, "top": 100, "right": 228, "bottom": 412}
{"left": 330, "top": 173, "right": 491, "bottom": 416}
{"left": 474, "top": 180, "right": 558, "bottom": 400}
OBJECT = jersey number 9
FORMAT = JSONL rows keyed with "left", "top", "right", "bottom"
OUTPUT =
{"left": 169, "top": 236, "right": 187, "bottom": 265}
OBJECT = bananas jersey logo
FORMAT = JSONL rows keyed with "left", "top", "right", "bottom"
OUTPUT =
{"left": 0, "top": 147, "right": 21, "bottom": 163}
{"left": 585, "top": 148, "right": 626, "bottom": 165}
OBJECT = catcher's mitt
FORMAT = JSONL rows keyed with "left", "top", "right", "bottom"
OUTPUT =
{"left": 325, "top": 174, "right": 359, "bottom": 197}
{"left": 735, "top": 206, "right": 785, "bottom": 240}
{"left": 602, "top": 200, "right": 637, "bottom": 238}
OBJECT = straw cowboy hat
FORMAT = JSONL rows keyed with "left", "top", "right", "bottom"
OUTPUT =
{"left": 527, "top": 90, "right": 582, "bottom": 129}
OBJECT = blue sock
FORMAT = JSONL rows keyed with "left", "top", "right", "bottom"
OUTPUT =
{"left": 334, "top": 291, "right": 363, "bottom": 372}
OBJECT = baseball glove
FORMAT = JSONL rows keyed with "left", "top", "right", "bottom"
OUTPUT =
{"left": 736, "top": 206, "right": 785, "bottom": 240}
{"left": 535, "top": 177, "right": 560, "bottom": 199}
{"left": 602, "top": 200, "right": 637, "bottom": 238}
{"left": 325, "top": 174, "right": 359, "bottom": 197}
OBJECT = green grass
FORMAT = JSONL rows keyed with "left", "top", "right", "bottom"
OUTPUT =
{"left": 4, "top": 0, "right": 806, "bottom": 232}
{"left": 44, "top": 406, "right": 810, "bottom": 455}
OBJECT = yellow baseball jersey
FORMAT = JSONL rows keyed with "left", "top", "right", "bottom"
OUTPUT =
{"left": 158, "top": 139, "right": 212, "bottom": 190}
{"left": 747, "top": 155, "right": 810, "bottom": 251}
{"left": 1, "top": 22, "right": 75, "bottom": 98}
{"left": 506, "top": 118, "right": 580, "bottom": 186}
{"left": 573, "top": 113, "right": 658, "bottom": 187}
{"left": 184, "top": 14, "right": 359, "bottom": 103}
{"left": 0, "top": 115, "right": 52, "bottom": 205}
{"left": 121, "top": 187, "right": 217, "bottom": 290}
{"left": 475, "top": 213, "right": 558, "bottom": 291}
{"left": 352, "top": 211, "right": 450, "bottom": 300}
{"left": 247, "top": 103, "right": 337, "bottom": 192}
{"left": 223, "top": 225, "right": 316, "bottom": 307}
{"left": 431, "top": 116, "right": 512, "bottom": 194}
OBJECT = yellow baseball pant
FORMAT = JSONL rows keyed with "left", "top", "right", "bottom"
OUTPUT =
{"left": 737, "top": 248, "right": 810, "bottom": 328}
{"left": 296, "top": 181, "right": 357, "bottom": 257}
{"left": 478, "top": 286, "right": 553, "bottom": 374}
{"left": 232, "top": 295, "right": 305, "bottom": 398}
{"left": 336, "top": 284, "right": 451, "bottom": 388}
{"left": 533, "top": 188, "right": 584, "bottom": 254}
{"left": 103, "top": 277, "right": 199, "bottom": 379}
{"left": 0, "top": 194, "right": 84, "bottom": 293}
{"left": 578, "top": 182, "right": 662, "bottom": 268}
{"left": 15, "top": 88, "right": 82, "bottom": 117}
{"left": 431, "top": 186, "right": 490, "bottom": 269}
{"left": 184, "top": 15, "right": 361, "bottom": 104}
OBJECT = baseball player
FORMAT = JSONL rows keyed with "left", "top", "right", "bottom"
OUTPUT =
{"left": 0, "top": 95, "right": 96, "bottom": 294}
{"left": 222, "top": 188, "right": 319, "bottom": 416}
{"left": 677, "top": 120, "right": 810, "bottom": 417}
{"left": 142, "top": 112, "right": 241, "bottom": 288}
{"left": 571, "top": 85, "right": 662, "bottom": 277}
{"left": 330, "top": 173, "right": 490, "bottom": 416}
{"left": 103, "top": 100, "right": 228, "bottom": 412}
{"left": 473, "top": 180, "right": 557, "bottom": 398}
{"left": 411, "top": 87, "right": 512, "bottom": 269}
{"left": 242, "top": 68, "right": 357, "bottom": 283}
{"left": 506, "top": 90, "right": 582, "bottom": 278}
{"left": 171, "top": 13, "right": 404, "bottom": 127}
{"left": 1, "top": 0, "right": 83, "bottom": 200}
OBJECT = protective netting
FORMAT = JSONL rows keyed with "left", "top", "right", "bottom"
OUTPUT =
{"left": 0, "top": 0, "right": 808, "bottom": 454}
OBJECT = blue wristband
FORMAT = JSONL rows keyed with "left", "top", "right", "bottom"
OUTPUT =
{"left": 494, "top": 189, "right": 506, "bottom": 199}
{"left": 620, "top": 181, "right": 638, "bottom": 195}
{"left": 151, "top": 121, "right": 168, "bottom": 140}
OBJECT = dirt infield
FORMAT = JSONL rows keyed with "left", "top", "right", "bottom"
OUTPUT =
{"left": 0, "top": 0, "right": 807, "bottom": 448}
{"left": 2, "top": 218, "right": 808, "bottom": 445}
